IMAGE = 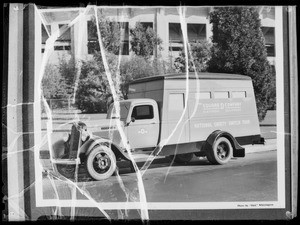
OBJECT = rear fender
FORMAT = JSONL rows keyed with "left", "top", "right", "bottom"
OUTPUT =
{"left": 204, "top": 130, "right": 245, "bottom": 157}
{"left": 80, "top": 137, "right": 131, "bottom": 161}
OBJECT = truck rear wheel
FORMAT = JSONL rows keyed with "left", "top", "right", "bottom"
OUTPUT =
{"left": 85, "top": 145, "right": 116, "bottom": 180}
{"left": 207, "top": 137, "right": 233, "bottom": 165}
{"left": 170, "top": 153, "right": 194, "bottom": 163}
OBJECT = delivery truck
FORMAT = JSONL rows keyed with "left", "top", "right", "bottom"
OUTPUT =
{"left": 52, "top": 72, "right": 264, "bottom": 181}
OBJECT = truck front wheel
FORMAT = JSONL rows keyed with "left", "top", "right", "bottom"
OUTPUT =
{"left": 85, "top": 145, "right": 117, "bottom": 180}
{"left": 206, "top": 137, "right": 233, "bottom": 165}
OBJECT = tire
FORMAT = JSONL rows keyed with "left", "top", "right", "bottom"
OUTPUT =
{"left": 170, "top": 153, "right": 194, "bottom": 163}
{"left": 85, "top": 145, "right": 116, "bottom": 181}
{"left": 206, "top": 137, "right": 233, "bottom": 165}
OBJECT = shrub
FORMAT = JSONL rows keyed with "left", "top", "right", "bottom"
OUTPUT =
{"left": 119, "top": 55, "right": 156, "bottom": 99}
{"left": 58, "top": 57, "right": 78, "bottom": 98}
{"left": 42, "top": 63, "right": 68, "bottom": 99}
{"left": 75, "top": 71, "right": 109, "bottom": 113}
{"left": 75, "top": 53, "right": 118, "bottom": 113}
{"left": 208, "top": 7, "right": 276, "bottom": 121}
{"left": 152, "top": 57, "right": 175, "bottom": 75}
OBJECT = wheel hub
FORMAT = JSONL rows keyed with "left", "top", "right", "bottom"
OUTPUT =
{"left": 98, "top": 158, "right": 108, "bottom": 169}
{"left": 95, "top": 153, "right": 110, "bottom": 171}
{"left": 217, "top": 144, "right": 228, "bottom": 159}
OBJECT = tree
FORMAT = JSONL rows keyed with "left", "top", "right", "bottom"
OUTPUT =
{"left": 76, "top": 15, "right": 124, "bottom": 113}
{"left": 119, "top": 55, "right": 157, "bottom": 99}
{"left": 77, "top": 19, "right": 169, "bottom": 112}
{"left": 75, "top": 52, "right": 170, "bottom": 113}
{"left": 174, "top": 40, "right": 212, "bottom": 72}
{"left": 130, "top": 22, "right": 163, "bottom": 59}
{"left": 87, "top": 15, "right": 121, "bottom": 55}
{"left": 58, "top": 56, "right": 77, "bottom": 98}
{"left": 42, "top": 63, "right": 68, "bottom": 99}
{"left": 208, "top": 7, "right": 276, "bottom": 121}
{"left": 75, "top": 52, "right": 118, "bottom": 113}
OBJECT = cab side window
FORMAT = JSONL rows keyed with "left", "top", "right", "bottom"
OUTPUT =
{"left": 232, "top": 91, "right": 247, "bottom": 98}
{"left": 214, "top": 91, "right": 229, "bottom": 99}
{"left": 131, "top": 105, "right": 154, "bottom": 120}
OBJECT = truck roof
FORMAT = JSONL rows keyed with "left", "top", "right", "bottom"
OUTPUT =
{"left": 130, "top": 72, "right": 251, "bottom": 84}
{"left": 118, "top": 98, "right": 157, "bottom": 104}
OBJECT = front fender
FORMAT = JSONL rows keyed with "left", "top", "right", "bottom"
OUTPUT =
{"left": 80, "top": 136, "right": 131, "bottom": 161}
{"left": 52, "top": 139, "right": 65, "bottom": 159}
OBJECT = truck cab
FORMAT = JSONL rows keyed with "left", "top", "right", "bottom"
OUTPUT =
{"left": 106, "top": 99, "right": 160, "bottom": 149}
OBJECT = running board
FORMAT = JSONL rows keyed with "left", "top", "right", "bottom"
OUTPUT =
{"left": 51, "top": 158, "right": 80, "bottom": 165}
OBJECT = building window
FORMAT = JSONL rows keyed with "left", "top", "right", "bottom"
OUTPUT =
{"left": 54, "top": 24, "right": 71, "bottom": 51}
{"left": 87, "top": 20, "right": 97, "bottom": 54}
{"left": 187, "top": 24, "right": 206, "bottom": 42}
{"left": 261, "top": 27, "right": 275, "bottom": 57}
{"left": 57, "top": 24, "right": 71, "bottom": 41}
{"left": 41, "top": 25, "right": 51, "bottom": 44}
{"left": 54, "top": 45, "right": 71, "bottom": 51}
{"left": 169, "top": 23, "right": 207, "bottom": 51}
{"left": 140, "top": 22, "right": 153, "bottom": 30}
{"left": 41, "top": 25, "right": 51, "bottom": 53}
{"left": 169, "top": 23, "right": 183, "bottom": 51}
{"left": 119, "top": 22, "right": 129, "bottom": 55}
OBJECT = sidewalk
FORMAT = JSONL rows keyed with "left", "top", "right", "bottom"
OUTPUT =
{"left": 259, "top": 110, "right": 276, "bottom": 126}
{"left": 243, "top": 139, "right": 276, "bottom": 154}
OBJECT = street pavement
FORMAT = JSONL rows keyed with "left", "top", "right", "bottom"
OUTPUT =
{"left": 42, "top": 150, "right": 277, "bottom": 202}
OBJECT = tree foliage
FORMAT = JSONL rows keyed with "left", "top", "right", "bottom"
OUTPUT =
{"left": 44, "top": 17, "right": 171, "bottom": 113}
{"left": 174, "top": 40, "right": 212, "bottom": 72}
{"left": 75, "top": 53, "right": 168, "bottom": 113}
{"left": 130, "top": 22, "right": 163, "bottom": 59}
{"left": 207, "top": 7, "right": 276, "bottom": 121}
{"left": 42, "top": 63, "right": 68, "bottom": 99}
{"left": 87, "top": 15, "right": 121, "bottom": 55}
{"left": 75, "top": 52, "right": 118, "bottom": 113}
{"left": 58, "top": 57, "right": 78, "bottom": 97}
{"left": 119, "top": 55, "right": 156, "bottom": 98}
{"left": 76, "top": 20, "right": 169, "bottom": 112}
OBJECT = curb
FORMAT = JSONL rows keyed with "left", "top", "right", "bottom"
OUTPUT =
{"left": 243, "top": 139, "right": 277, "bottom": 154}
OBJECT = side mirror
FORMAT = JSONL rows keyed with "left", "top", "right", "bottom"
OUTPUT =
{"left": 126, "top": 117, "right": 135, "bottom": 126}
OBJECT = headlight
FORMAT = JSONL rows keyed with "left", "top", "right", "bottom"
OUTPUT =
{"left": 63, "top": 132, "right": 70, "bottom": 142}
{"left": 81, "top": 128, "right": 89, "bottom": 142}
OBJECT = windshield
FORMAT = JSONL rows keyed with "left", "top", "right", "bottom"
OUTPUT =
{"left": 106, "top": 102, "right": 131, "bottom": 123}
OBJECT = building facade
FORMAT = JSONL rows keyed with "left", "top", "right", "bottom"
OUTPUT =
{"left": 40, "top": 6, "right": 276, "bottom": 66}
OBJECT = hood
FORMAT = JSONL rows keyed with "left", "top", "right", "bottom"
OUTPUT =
{"left": 88, "top": 119, "right": 125, "bottom": 146}
{"left": 84, "top": 119, "right": 124, "bottom": 131}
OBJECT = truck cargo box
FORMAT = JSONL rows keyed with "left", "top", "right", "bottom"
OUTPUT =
{"left": 128, "top": 73, "right": 262, "bottom": 146}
